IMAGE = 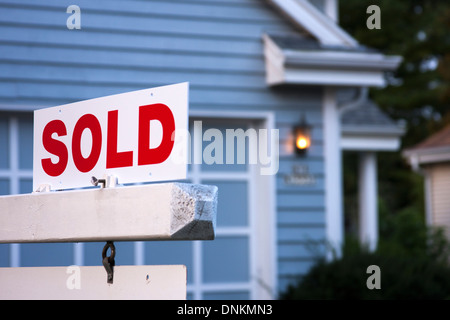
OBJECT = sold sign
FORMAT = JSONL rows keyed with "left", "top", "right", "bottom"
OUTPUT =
{"left": 33, "top": 83, "right": 188, "bottom": 190}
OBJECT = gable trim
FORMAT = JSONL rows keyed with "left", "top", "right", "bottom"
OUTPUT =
{"left": 266, "top": 0, "right": 358, "bottom": 47}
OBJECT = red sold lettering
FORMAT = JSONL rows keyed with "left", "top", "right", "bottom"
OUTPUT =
{"left": 40, "top": 103, "right": 176, "bottom": 177}
{"left": 138, "top": 103, "right": 175, "bottom": 166}
{"left": 106, "top": 110, "right": 133, "bottom": 169}
{"left": 41, "top": 120, "right": 68, "bottom": 177}
{"left": 72, "top": 114, "right": 102, "bottom": 173}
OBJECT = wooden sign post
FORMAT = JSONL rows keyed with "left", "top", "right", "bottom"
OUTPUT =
{"left": 0, "top": 182, "right": 217, "bottom": 300}
{"left": 0, "top": 83, "right": 218, "bottom": 300}
{"left": 0, "top": 265, "right": 187, "bottom": 300}
{"left": 0, "top": 182, "right": 217, "bottom": 243}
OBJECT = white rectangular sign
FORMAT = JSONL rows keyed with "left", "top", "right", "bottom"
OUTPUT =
{"left": 0, "top": 265, "right": 186, "bottom": 300}
{"left": 33, "top": 82, "right": 189, "bottom": 190}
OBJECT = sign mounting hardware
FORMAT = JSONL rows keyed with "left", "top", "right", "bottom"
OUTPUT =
{"left": 91, "top": 176, "right": 106, "bottom": 188}
{"left": 102, "top": 241, "right": 116, "bottom": 284}
{"left": 91, "top": 174, "right": 118, "bottom": 189}
{"left": 93, "top": 175, "right": 118, "bottom": 284}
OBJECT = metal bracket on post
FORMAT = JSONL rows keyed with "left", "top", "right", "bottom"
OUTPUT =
{"left": 91, "top": 174, "right": 118, "bottom": 189}
{"left": 102, "top": 241, "right": 115, "bottom": 284}
{"left": 91, "top": 176, "right": 106, "bottom": 188}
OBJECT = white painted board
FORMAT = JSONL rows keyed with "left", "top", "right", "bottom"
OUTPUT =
{"left": 0, "top": 265, "right": 186, "bottom": 300}
{"left": 0, "top": 183, "right": 217, "bottom": 243}
{"left": 33, "top": 82, "right": 189, "bottom": 191}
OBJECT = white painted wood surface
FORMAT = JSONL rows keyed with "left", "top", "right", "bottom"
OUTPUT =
{"left": 0, "top": 183, "right": 217, "bottom": 243}
{"left": 0, "top": 265, "right": 186, "bottom": 300}
{"left": 358, "top": 152, "right": 378, "bottom": 252}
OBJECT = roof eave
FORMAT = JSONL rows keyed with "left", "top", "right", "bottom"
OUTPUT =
{"left": 403, "top": 146, "right": 450, "bottom": 168}
{"left": 342, "top": 124, "right": 405, "bottom": 137}
{"left": 284, "top": 51, "right": 403, "bottom": 71}
{"left": 263, "top": 34, "right": 402, "bottom": 87}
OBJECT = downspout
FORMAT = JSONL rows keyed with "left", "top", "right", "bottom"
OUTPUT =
{"left": 339, "top": 87, "right": 368, "bottom": 115}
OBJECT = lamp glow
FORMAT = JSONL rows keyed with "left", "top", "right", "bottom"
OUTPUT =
{"left": 296, "top": 136, "right": 310, "bottom": 150}
{"left": 293, "top": 115, "right": 311, "bottom": 156}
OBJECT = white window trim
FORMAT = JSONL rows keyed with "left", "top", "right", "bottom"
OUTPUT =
{"left": 189, "top": 109, "right": 278, "bottom": 300}
{"left": 0, "top": 116, "right": 33, "bottom": 267}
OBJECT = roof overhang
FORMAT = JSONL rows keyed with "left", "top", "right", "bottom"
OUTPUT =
{"left": 341, "top": 125, "right": 405, "bottom": 151}
{"left": 403, "top": 146, "right": 450, "bottom": 170}
{"left": 263, "top": 34, "right": 403, "bottom": 87}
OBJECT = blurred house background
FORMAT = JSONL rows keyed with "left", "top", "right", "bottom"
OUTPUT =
{"left": 404, "top": 125, "right": 450, "bottom": 240}
{"left": 0, "top": 0, "right": 403, "bottom": 299}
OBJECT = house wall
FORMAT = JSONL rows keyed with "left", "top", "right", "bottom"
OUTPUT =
{"left": 428, "top": 163, "right": 450, "bottom": 239}
{"left": 0, "top": 0, "right": 326, "bottom": 297}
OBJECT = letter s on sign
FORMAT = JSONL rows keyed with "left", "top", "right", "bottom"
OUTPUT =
{"left": 41, "top": 120, "right": 69, "bottom": 177}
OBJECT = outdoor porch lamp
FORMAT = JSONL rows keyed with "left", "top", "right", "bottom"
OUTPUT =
{"left": 293, "top": 115, "right": 311, "bottom": 156}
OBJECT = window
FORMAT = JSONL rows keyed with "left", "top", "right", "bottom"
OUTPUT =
{"left": 0, "top": 113, "right": 34, "bottom": 194}
{"left": 185, "top": 120, "right": 254, "bottom": 299}
{"left": 0, "top": 113, "right": 74, "bottom": 267}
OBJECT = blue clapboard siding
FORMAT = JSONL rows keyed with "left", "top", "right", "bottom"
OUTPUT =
{"left": 0, "top": 0, "right": 292, "bottom": 108}
{"left": 0, "top": 0, "right": 327, "bottom": 295}
{"left": 275, "top": 95, "right": 327, "bottom": 291}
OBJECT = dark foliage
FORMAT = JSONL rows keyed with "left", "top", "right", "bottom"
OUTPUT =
{"left": 281, "top": 208, "right": 450, "bottom": 299}
{"left": 280, "top": 249, "right": 450, "bottom": 299}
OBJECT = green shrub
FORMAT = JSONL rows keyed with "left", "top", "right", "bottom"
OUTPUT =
{"left": 280, "top": 250, "right": 450, "bottom": 299}
{"left": 281, "top": 208, "right": 450, "bottom": 299}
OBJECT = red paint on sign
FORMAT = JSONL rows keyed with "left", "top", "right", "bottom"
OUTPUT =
{"left": 40, "top": 103, "right": 175, "bottom": 177}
